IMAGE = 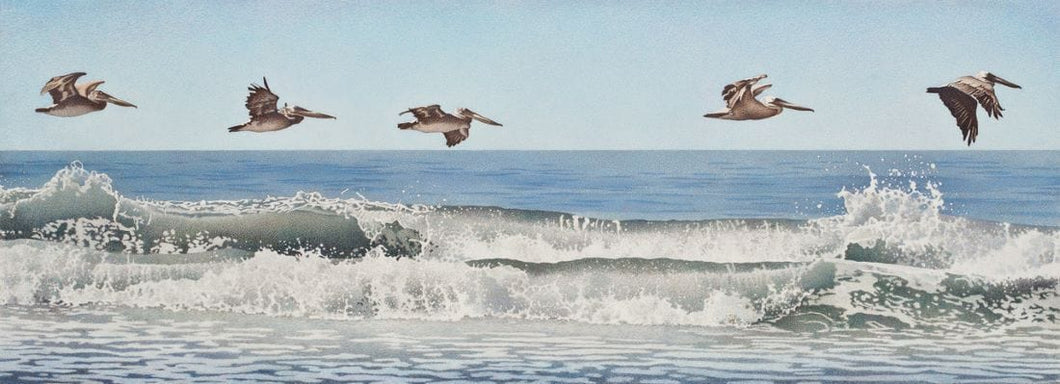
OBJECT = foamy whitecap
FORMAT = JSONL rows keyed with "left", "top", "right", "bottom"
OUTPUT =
{"left": 0, "top": 242, "right": 805, "bottom": 327}
{"left": 0, "top": 162, "right": 1057, "bottom": 330}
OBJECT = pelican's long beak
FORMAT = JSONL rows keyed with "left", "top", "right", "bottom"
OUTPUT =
{"left": 990, "top": 75, "right": 1022, "bottom": 89}
{"left": 774, "top": 98, "right": 814, "bottom": 112}
{"left": 290, "top": 106, "right": 336, "bottom": 119}
{"left": 98, "top": 91, "right": 137, "bottom": 108}
{"left": 467, "top": 110, "right": 502, "bottom": 126}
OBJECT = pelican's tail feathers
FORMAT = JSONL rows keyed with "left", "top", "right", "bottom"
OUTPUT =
{"left": 703, "top": 111, "right": 729, "bottom": 119}
{"left": 34, "top": 107, "right": 49, "bottom": 113}
{"left": 926, "top": 87, "right": 945, "bottom": 94}
{"left": 228, "top": 124, "right": 246, "bottom": 133}
{"left": 398, "top": 122, "right": 416, "bottom": 130}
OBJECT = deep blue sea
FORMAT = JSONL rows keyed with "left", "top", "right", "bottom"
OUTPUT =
{"left": 2, "top": 150, "right": 1057, "bottom": 225}
{"left": 1, "top": 150, "right": 1058, "bottom": 383}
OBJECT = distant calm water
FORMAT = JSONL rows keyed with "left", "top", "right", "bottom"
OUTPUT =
{"left": 1, "top": 150, "right": 1057, "bottom": 383}
{"left": 2, "top": 150, "right": 1057, "bottom": 225}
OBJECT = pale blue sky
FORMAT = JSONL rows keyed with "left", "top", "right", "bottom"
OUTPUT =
{"left": 0, "top": 1, "right": 1056, "bottom": 150}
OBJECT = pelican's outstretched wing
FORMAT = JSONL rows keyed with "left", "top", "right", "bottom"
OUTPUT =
{"left": 401, "top": 105, "right": 447, "bottom": 122}
{"left": 950, "top": 77, "right": 1003, "bottom": 119}
{"left": 75, "top": 80, "right": 105, "bottom": 96}
{"left": 721, "top": 75, "right": 766, "bottom": 108}
{"left": 41, "top": 72, "right": 86, "bottom": 104}
{"left": 934, "top": 87, "right": 980, "bottom": 146}
{"left": 443, "top": 127, "right": 469, "bottom": 147}
{"left": 246, "top": 77, "right": 279, "bottom": 117}
{"left": 751, "top": 84, "right": 772, "bottom": 98}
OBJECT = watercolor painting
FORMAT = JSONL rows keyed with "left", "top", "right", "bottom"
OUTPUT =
{"left": 1, "top": 2, "right": 1058, "bottom": 383}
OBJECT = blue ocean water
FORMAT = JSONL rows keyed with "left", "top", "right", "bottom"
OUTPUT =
{"left": 1, "top": 150, "right": 1057, "bottom": 225}
{"left": 0, "top": 150, "right": 1058, "bottom": 382}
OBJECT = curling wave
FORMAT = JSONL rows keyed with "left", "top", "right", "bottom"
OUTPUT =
{"left": 0, "top": 162, "right": 1056, "bottom": 330}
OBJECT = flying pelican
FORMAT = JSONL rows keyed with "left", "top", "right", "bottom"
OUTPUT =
{"left": 927, "top": 71, "right": 1021, "bottom": 146}
{"left": 398, "top": 105, "right": 502, "bottom": 147}
{"left": 35, "top": 72, "right": 136, "bottom": 117}
{"left": 228, "top": 77, "right": 336, "bottom": 133}
{"left": 704, "top": 74, "right": 814, "bottom": 120}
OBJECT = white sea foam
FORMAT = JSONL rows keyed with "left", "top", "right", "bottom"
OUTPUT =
{"left": 0, "top": 162, "right": 1057, "bottom": 329}
{"left": 0, "top": 241, "right": 801, "bottom": 327}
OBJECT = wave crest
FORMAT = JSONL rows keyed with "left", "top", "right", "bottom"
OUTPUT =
{"left": 1, "top": 162, "right": 1057, "bottom": 330}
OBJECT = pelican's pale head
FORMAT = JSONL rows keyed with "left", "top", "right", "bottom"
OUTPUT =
{"left": 766, "top": 96, "right": 814, "bottom": 112}
{"left": 282, "top": 103, "right": 336, "bottom": 119}
{"left": 977, "top": 71, "right": 1022, "bottom": 89}
{"left": 457, "top": 108, "right": 503, "bottom": 126}
{"left": 86, "top": 84, "right": 137, "bottom": 108}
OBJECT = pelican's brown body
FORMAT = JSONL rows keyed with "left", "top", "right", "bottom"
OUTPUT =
{"left": 927, "top": 71, "right": 1021, "bottom": 146}
{"left": 703, "top": 74, "right": 814, "bottom": 120}
{"left": 35, "top": 72, "right": 136, "bottom": 117}
{"left": 228, "top": 77, "right": 336, "bottom": 133}
{"left": 398, "top": 105, "right": 502, "bottom": 147}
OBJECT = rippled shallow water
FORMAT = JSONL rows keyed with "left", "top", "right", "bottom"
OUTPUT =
{"left": 1, "top": 306, "right": 1058, "bottom": 383}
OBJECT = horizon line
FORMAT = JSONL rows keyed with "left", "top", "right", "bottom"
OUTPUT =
{"left": 1, "top": 148, "right": 1057, "bottom": 152}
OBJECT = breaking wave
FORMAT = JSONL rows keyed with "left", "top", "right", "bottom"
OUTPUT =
{"left": 0, "top": 162, "right": 1056, "bottom": 330}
